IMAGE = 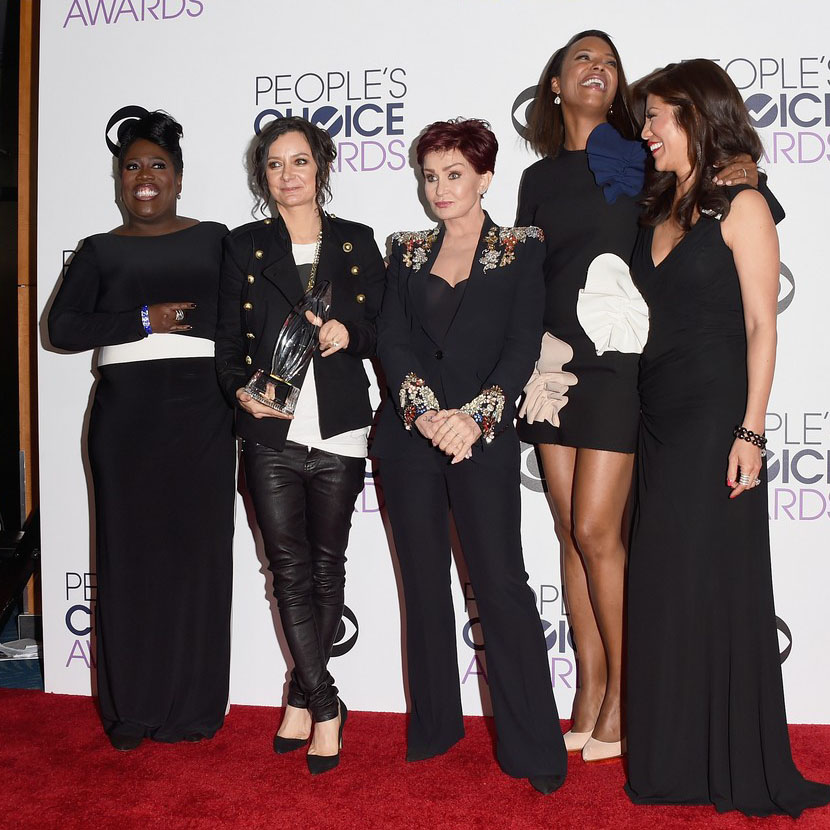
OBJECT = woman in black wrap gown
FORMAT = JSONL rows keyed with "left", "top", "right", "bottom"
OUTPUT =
{"left": 48, "top": 112, "right": 235, "bottom": 751}
{"left": 626, "top": 59, "right": 830, "bottom": 817}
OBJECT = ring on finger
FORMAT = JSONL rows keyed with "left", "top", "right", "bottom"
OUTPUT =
{"left": 174, "top": 309, "right": 185, "bottom": 322}
{"left": 741, "top": 167, "right": 747, "bottom": 178}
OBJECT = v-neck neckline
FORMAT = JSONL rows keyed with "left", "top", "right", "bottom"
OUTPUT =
{"left": 650, "top": 217, "right": 705, "bottom": 270}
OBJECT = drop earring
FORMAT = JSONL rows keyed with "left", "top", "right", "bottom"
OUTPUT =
{"left": 176, "top": 193, "right": 181, "bottom": 200}
{"left": 554, "top": 94, "right": 561, "bottom": 105}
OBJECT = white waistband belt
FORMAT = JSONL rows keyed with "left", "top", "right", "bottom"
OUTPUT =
{"left": 98, "top": 334, "right": 215, "bottom": 366}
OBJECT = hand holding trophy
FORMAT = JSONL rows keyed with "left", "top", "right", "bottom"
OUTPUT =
{"left": 243, "top": 280, "right": 332, "bottom": 414}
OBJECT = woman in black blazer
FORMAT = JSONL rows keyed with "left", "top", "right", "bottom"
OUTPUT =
{"left": 215, "top": 117, "right": 384, "bottom": 775}
{"left": 374, "top": 119, "right": 567, "bottom": 795}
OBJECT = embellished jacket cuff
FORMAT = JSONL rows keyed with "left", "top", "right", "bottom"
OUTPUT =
{"left": 399, "top": 372, "right": 439, "bottom": 430}
{"left": 460, "top": 386, "right": 505, "bottom": 444}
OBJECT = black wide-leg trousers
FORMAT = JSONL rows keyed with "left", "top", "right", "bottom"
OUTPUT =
{"left": 379, "top": 456, "right": 566, "bottom": 779}
{"left": 244, "top": 440, "right": 365, "bottom": 722}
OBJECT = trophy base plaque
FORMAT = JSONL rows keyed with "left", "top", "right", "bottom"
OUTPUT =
{"left": 243, "top": 369, "right": 301, "bottom": 415}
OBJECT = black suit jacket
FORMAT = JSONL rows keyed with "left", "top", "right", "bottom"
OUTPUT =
{"left": 372, "top": 213, "right": 545, "bottom": 469}
{"left": 215, "top": 212, "right": 385, "bottom": 451}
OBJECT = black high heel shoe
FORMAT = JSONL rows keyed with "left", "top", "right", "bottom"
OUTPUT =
{"left": 527, "top": 775, "right": 564, "bottom": 795}
{"left": 273, "top": 706, "right": 311, "bottom": 754}
{"left": 306, "top": 699, "right": 347, "bottom": 775}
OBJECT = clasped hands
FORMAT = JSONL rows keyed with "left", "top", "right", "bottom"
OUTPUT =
{"left": 415, "top": 409, "right": 481, "bottom": 464}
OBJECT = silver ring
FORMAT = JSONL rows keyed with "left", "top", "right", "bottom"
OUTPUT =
{"left": 754, "top": 478, "right": 761, "bottom": 486}
{"left": 174, "top": 309, "right": 185, "bottom": 322}
{"left": 332, "top": 339, "right": 340, "bottom": 348}
{"left": 738, "top": 474, "right": 752, "bottom": 485}
{"left": 741, "top": 167, "right": 747, "bottom": 179}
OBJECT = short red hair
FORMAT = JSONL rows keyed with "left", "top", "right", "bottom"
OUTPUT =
{"left": 416, "top": 118, "right": 498, "bottom": 174}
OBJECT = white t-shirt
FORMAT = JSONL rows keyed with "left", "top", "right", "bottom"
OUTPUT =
{"left": 287, "top": 242, "right": 369, "bottom": 458}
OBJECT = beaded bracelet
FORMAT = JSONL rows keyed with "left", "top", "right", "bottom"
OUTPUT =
{"left": 734, "top": 425, "right": 767, "bottom": 456}
{"left": 400, "top": 372, "right": 440, "bottom": 430}
{"left": 460, "top": 385, "right": 505, "bottom": 444}
{"left": 140, "top": 304, "right": 153, "bottom": 335}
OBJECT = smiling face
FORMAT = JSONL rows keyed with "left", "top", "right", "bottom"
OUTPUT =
{"left": 642, "top": 94, "right": 692, "bottom": 180}
{"left": 422, "top": 148, "right": 492, "bottom": 222}
{"left": 119, "top": 138, "right": 181, "bottom": 225}
{"left": 553, "top": 35, "right": 618, "bottom": 115}
{"left": 265, "top": 130, "right": 319, "bottom": 212}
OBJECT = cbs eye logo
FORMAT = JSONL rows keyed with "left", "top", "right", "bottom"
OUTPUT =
{"left": 519, "top": 442, "right": 546, "bottom": 492}
{"left": 105, "top": 105, "right": 150, "bottom": 156}
{"left": 777, "top": 616, "right": 792, "bottom": 664}
{"left": 778, "top": 262, "right": 795, "bottom": 314}
{"left": 331, "top": 605, "right": 359, "bottom": 657}
{"left": 511, "top": 86, "right": 537, "bottom": 139}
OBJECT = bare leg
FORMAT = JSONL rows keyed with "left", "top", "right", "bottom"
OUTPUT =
{"left": 538, "top": 444, "right": 607, "bottom": 734}
{"left": 278, "top": 704, "right": 312, "bottom": 740}
{"left": 571, "top": 449, "right": 634, "bottom": 742}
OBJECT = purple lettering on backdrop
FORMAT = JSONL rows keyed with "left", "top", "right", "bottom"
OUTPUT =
{"left": 66, "top": 640, "right": 94, "bottom": 668}
{"left": 114, "top": 0, "right": 139, "bottom": 23}
{"left": 551, "top": 657, "right": 573, "bottom": 688}
{"left": 462, "top": 654, "right": 488, "bottom": 684}
{"left": 799, "top": 132, "right": 826, "bottom": 163}
{"left": 337, "top": 142, "right": 359, "bottom": 172}
{"left": 186, "top": 0, "right": 204, "bottom": 17}
{"left": 386, "top": 139, "right": 406, "bottom": 171}
{"left": 361, "top": 141, "right": 386, "bottom": 172}
{"left": 63, "top": 0, "right": 88, "bottom": 27}
{"left": 162, "top": 0, "right": 186, "bottom": 19}
{"left": 144, "top": 0, "right": 162, "bottom": 19}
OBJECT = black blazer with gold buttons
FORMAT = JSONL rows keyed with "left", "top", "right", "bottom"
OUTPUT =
{"left": 215, "top": 211, "right": 385, "bottom": 451}
{"left": 372, "top": 213, "right": 545, "bottom": 469}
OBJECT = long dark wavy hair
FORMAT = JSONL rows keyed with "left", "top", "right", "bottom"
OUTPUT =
{"left": 525, "top": 29, "right": 638, "bottom": 159}
{"left": 637, "top": 59, "right": 763, "bottom": 231}
{"left": 250, "top": 116, "right": 336, "bottom": 214}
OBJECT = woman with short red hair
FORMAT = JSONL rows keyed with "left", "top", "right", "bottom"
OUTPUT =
{"left": 373, "top": 118, "right": 567, "bottom": 795}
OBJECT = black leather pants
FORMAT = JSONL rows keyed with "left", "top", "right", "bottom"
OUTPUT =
{"left": 243, "top": 440, "right": 365, "bottom": 722}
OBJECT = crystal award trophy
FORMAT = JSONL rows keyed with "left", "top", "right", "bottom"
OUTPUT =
{"left": 243, "top": 280, "right": 332, "bottom": 414}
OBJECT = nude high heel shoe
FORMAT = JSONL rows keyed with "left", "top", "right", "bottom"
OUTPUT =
{"left": 581, "top": 735, "right": 627, "bottom": 763}
{"left": 563, "top": 729, "right": 593, "bottom": 753}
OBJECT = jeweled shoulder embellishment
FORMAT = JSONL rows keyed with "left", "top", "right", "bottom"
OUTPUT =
{"left": 392, "top": 228, "right": 440, "bottom": 272}
{"left": 700, "top": 208, "right": 723, "bottom": 220}
{"left": 478, "top": 226, "right": 545, "bottom": 272}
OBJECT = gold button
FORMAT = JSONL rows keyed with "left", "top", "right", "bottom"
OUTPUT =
{"left": 246, "top": 332, "right": 255, "bottom": 339}
{"left": 247, "top": 274, "right": 255, "bottom": 284}
{"left": 355, "top": 293, "right": 366, "bottom": 303}
{"left": 342, "top": 242, "right": 353, "bottom": 252}
{"left": 263, "top": 218, "right": 272, "bottom": 224}
{"left": 255, "top": 249, "right": 264, "bottom": 259}
{"left": 350, "top": 265, "right": 360, "bottom": 276}
{"left": 245, "top": 355, "right": 252, "bottom": 365}
{"left": 243, "top": 302, "right": 253, "bottom": 310}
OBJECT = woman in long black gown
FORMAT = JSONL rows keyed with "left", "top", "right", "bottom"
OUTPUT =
{"left": 626, "top": 59, "right": 830, "bottom": 817}
{"left": 48, "top": 112, "right": 235, "bottom": 751}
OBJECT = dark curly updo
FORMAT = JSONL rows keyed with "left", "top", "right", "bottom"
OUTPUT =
{"left": 117, "top": 111, "right": 184, "bottom": 174}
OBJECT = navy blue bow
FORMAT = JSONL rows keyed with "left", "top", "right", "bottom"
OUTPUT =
{"left": 586, "top": 123, "right": 646, "bottom": 204}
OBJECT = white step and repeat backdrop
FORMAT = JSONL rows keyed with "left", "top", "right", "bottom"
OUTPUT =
{"left": 37, "top": 0, "right": 830, "bottom": 721}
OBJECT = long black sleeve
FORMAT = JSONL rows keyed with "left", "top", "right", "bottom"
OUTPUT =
{"left": 48, "top": 238, "right": 146, "bottom": 351}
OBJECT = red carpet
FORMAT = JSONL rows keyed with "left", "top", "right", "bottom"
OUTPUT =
{"left": 3, "top": 689, "right": 829, "bottom": 830}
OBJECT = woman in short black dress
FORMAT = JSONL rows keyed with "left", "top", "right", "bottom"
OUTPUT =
{"left": 625, "top": 59, "right": 830, "bottom": 818}
{"left": 48, "top": 112, "right": 235, "bottom": 750}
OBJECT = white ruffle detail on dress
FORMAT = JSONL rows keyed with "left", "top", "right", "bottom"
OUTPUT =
{"left": 576, "top": 252, "right": 649, "bottom": 355}
{"left": 518, "top": 333, "right": 578, "bottom": 426}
